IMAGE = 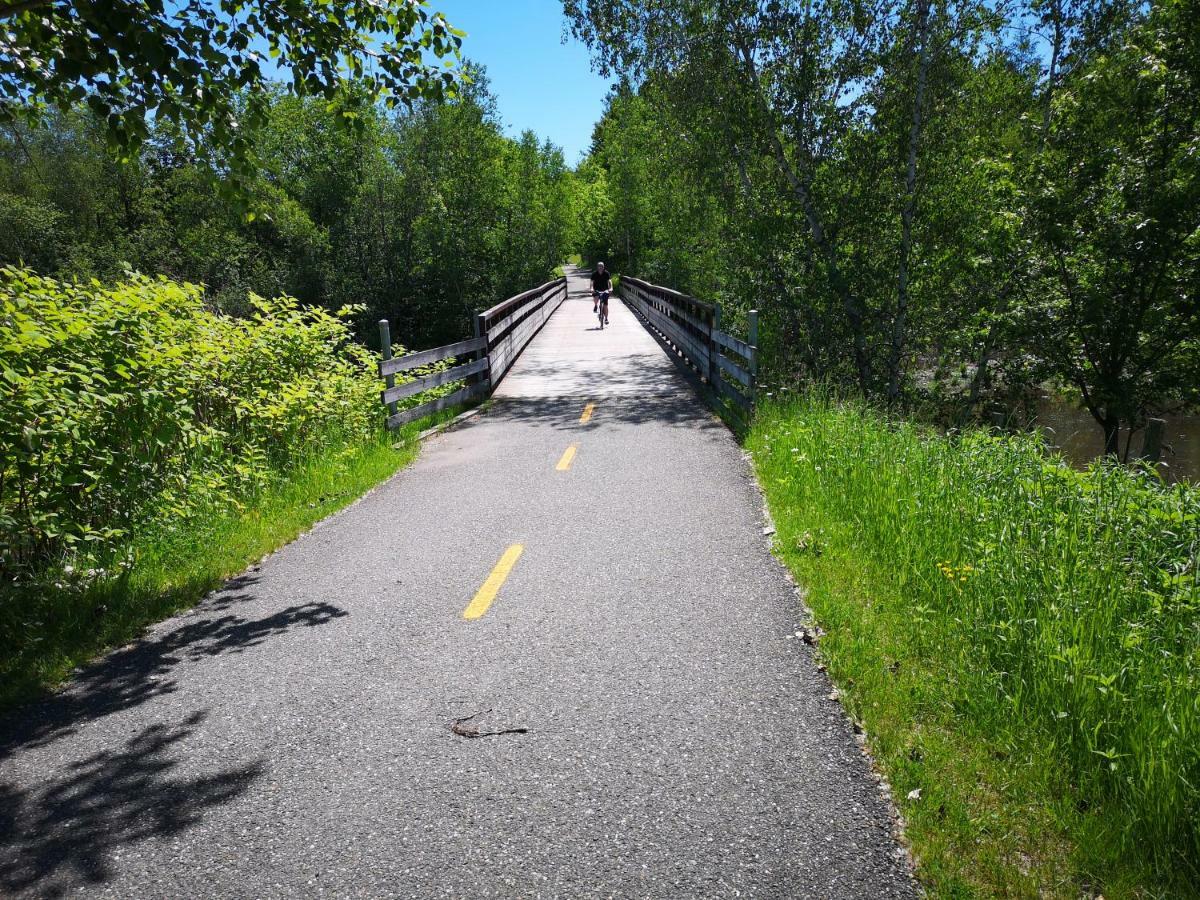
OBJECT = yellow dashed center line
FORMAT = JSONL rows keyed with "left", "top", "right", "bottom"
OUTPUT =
{"left": 463, "top": 544, "right": 524, "bottom": 620}
{"left": 556, "top": 444, "right": 578, "bottom": 471}
{"left": 580, "top": 402, "right": 595, "bottom": 424}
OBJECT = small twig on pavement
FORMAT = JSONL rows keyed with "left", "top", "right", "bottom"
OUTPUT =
{"left": 447, "top": 709, "right": 530, "bottom": 738}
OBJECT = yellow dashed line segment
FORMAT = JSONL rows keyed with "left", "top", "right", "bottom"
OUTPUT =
{"left": 556, "top": 445, "right": 578, "bottom": 471}
{"left": 580, "top": 402, "right": 595, "bottom": 424}
{"left": 463, "top": 544, "right": 524, "bottom": 620}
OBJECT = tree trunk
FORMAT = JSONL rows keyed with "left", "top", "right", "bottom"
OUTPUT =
{"left": 1102, "top": 413, "right": 1121, "bottom": 457}
{"left": 732, "top": 36, "right": 873, "bottom": 395}
{"left": 1041, "top": 0, "right": 1065, "bottom": 149}
{"left": 888, "top": 0, "right": 934, "bottom": 403}
{"left": 966, "top": 0, "right": 1064, "bottom": 415}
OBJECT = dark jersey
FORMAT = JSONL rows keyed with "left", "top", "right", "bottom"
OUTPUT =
{"left": 591, "top": 269, "right": 612, "bottom": 292}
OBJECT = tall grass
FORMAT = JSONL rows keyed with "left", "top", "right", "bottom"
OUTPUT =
{"left": 749, "top": 391, "right": 1199, "bottom": 897}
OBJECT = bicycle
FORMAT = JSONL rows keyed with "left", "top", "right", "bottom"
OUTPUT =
{"left": 593, "top": 289, "right": 610, "bottom": 329}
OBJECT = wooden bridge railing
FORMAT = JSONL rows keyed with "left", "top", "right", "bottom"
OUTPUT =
{"left": 620, "top": 276, "right": 758, "bottom": 417}
{"left": 376, "top": 276, "right": 567, "bottom": 430}
{"left": 477, "top": 277, "right": 568, "bottom": 386}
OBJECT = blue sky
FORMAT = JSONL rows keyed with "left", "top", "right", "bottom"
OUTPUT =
{"left": 430, "top": 1, "right": 613, "bottom": 163}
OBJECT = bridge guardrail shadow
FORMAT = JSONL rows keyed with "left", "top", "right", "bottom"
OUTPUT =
{"left": 488, "top": 393, "right": 725, "bottom": 431}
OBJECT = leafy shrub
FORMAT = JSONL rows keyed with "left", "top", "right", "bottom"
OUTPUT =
{"left": 0, "top": 267, "right": 382, "bottom": 579}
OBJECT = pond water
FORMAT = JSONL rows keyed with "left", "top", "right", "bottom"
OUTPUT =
{"left": 1032, "top": 398, "right": 1200, "bottom": 484}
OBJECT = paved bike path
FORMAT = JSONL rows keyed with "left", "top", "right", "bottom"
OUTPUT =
{"left": 0, "top": 268, "right": 915, "bottom": 897}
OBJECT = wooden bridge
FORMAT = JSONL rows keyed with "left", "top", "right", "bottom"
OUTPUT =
{"left": 376, "top": 268, "right": 760, "bottom": 430}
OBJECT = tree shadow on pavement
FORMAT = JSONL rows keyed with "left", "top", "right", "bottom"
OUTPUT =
{"left": 0, "top": 585, "right": 348, "bottom": 753}
{"left": 488, "top": 392, "right": 724, "bottom": 431}
{"left": 488, "top": 345, "right": 724, "bottom": 431}
{"left": 0, "top": 711, "right": 265, "bottom": 897}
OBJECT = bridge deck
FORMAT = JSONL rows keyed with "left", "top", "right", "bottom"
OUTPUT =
{"left": 0, "top": 267, "right": 914, "bottom": 897}
{"left": 493, "top": 270, "right": 688, "bottom": 400}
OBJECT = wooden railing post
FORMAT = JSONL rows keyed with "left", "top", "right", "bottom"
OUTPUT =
{"left": 709, "top": 304, "right": 722, "bottom": 387}
{"left": 748, "top": 309, "right": 759, "bottom": 402}
{"left": 474, "top": 312, "right": 490, "bottom": 393}
{"left": 379, "top": 318, "right": 398, "bottom": 419}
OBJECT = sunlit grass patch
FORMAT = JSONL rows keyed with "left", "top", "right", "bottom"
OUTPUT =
{"left": 749, "top": 390, "right": 1199, "bottom": 898}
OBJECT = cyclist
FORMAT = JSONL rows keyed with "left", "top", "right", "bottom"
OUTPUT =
{"left": 591, "top": 261, "right": 612, "bottom": 326}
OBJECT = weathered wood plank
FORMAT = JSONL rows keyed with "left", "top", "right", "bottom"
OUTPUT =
{"left": 381, "top": 356, "right": 489, "bottom": 405}
{"left": 481, "top": 277, "right": 566, "bottom": 322}
{"left": 639, "top": 305, "right": 711, "bottom": 372}
{"left": 380, "top": 336, "right": 486, "bottom": 377}
{"left": 380, "top": 276, "right": 567, "bottom": 426}
{"left": 639, "top": 299, "right": 684, "bottom": 340}
{"left": 717, "top": 376, "right": 752, "bottom": 411}
{"left": 645, "top": 307, "right": 710, "bottom": 368}
{"left": 622, "top": 276, "right": 715, "bottom": 315}
{"left": 480, "top": 282, "right": 549, "bottom": 323}
{"left": 716, "top": 352, "right": 753, "bottom": 389}
{"left": 659, "top": 300, "right": 712, "bottom": 336}
{"left": 639, "top": 302, "right": 687, "bottom": 346}
{"left": 491, "top": 359, "right": 514, "bottom": 383}
{"left": 484, "top": 285, "right": 562, "bottom": 345}
{"left": 626, "top": 276, "right": 759, "bottom": 416}
{"left": 675, "top": 334, "right": 712, "bottom": 370}
{"left": 386, "top": 381, "right": 487, "bottom": 430}
{"left": 490, "top": 347, "right": 515, "bottom": 380}
{"left": 487, "top": 283, "right": 567, "bottom": 366}
{"left": 713, "top": 329, "right": 754, "bottom": 362}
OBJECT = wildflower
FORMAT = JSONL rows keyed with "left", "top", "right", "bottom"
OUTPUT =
{"left": 937, "top": 560, "right": 977, "bottom": 583}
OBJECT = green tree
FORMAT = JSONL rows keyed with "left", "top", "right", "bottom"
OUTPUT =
{"left": 1027, "top": 0, "right": 1200, "bottom": 453}
{"left": 1, "top": 67, "right": 577, "bottom": 348}
{"left": 1, "top": 0, "right": 463, "bottom": 194}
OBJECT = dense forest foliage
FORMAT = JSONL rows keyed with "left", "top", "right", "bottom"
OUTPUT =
{"left": 0, "top": 70, "right": 575, "bottom": 350}
{"left": 566, "top": 0, "right": 1200, "bottom": 451}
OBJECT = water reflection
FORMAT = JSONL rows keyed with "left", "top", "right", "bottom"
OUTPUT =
{"left": 1032, "top": 397, "right": 1200, "bottom": 484}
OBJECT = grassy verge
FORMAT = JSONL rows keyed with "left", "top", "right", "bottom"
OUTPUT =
{"left": 0, "top": 409, "right": 459, "bottom": 713}
{"left": 748, "top": 391, "right": 1199, "bottom": 898}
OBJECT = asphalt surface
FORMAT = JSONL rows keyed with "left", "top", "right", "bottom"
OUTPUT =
{"left": 0, "top": 268, "right": 916, "bottom": 898}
